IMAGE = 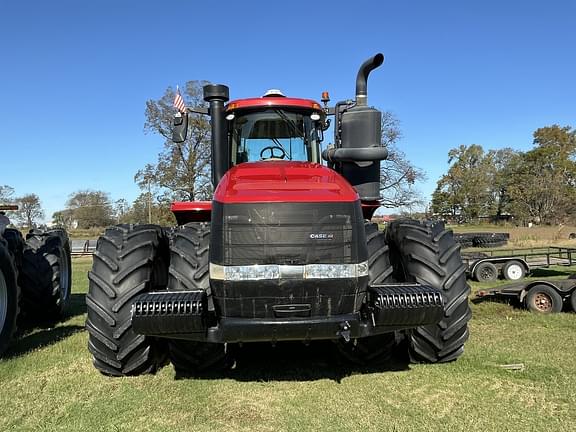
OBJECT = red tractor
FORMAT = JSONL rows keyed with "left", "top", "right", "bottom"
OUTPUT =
{"left": 86, "top": 54, "right": 471, "bottom": 376}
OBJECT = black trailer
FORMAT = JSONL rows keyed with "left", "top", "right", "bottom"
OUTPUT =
{"left": 474, "top": 278, "right": 576, "bottom": 313}
{"left": 462, "top": 246, "right": 576, "bottom": 282}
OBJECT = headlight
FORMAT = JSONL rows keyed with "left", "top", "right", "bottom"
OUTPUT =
{"left": 304, "top": 264, "right": 355, "bottom": 279}
{"left": 224, "top": 264, "right": 280, "bottom": 281}
{"left": 210, "top": 262, "right": 369, "bottom": 281}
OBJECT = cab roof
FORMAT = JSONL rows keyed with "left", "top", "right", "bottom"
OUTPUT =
{"left": 226, "top": 97, "right": 323, "bottom": 112}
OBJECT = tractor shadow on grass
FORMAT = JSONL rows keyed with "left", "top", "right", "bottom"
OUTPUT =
{"left": 65, "top": 292, "right": 88, "bottom": 318}
{"left": 5, "top": 325, "right": 84, "bottom": 359}
{"left": 175, "top": 340, "right": 411, "bottom": 383}
{"left": 4, "top": 293, "right": 87, "bottom": 359}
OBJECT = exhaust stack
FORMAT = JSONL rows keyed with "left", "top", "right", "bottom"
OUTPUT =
{"left": 324, "top": 53, "right": 387, "bottom": 205}
{"left": 355, "top": 53, "right": 384, "bottom": 106}
{"left": 203, "top": 84, "right": 230, "bottom": 187}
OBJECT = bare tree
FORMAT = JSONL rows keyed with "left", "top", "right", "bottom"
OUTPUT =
{"left": 15, "top": 194, "right": 44, "bottom": 228}
{"left": 137, "top": 81, "right": 212, "bottom": 201}
{"left": 0, "top": 185, "right": 15, "bottom": 203}
{"left": 379, "top": 112, "right": 426, "bottom": 209}
{"left": 65, "top": 190, "right": 114, "bottom": 228}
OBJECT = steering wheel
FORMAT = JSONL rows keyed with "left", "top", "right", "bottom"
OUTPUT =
{"left": 260, "top": 146, "right": 286, "bottom": 160}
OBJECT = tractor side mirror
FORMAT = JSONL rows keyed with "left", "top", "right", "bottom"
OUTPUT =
{"left": 172, "top": 112, "right": 188, "bottom": 143}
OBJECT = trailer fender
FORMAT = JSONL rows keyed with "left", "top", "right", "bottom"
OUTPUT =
{"left": 518, "top": 281, "right": 561, "bottom": 303}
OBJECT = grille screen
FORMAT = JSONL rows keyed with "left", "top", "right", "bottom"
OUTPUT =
{"left": 211, "top": 201, "right": 366, "bottom": 266}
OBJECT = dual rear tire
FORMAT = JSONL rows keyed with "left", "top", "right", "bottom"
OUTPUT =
{"left": 167, "top": 223, "right": 229, "bottom": 376}
{"left": 336, "top": 220, "right": 471, "bottom": 365}
{"left": 387, "top": 220, "right": 471, "bottom": 363}
{"left": 86, "top": 225, "right": 169, "bottom": 376}
{"left": 86, "top": 223, "right": 228, "bottom": 377}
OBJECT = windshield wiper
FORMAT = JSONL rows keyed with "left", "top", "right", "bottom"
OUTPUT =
{"left": 274, "top": 109, "right": 303, "bottom": 141}
{"left": 271, "top": 138, "right": 291, "bottom": 160}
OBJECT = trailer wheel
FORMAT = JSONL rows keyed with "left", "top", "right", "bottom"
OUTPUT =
{"left": 525, "top": 285, "right": 563, "bottom": 314}
{"left": 334, "top": 222, "right": 397, "bottom": 365}
{"left": 86, "top": 224, "right": 169, "bottom": 376}
{"left": 20, "top": 229, "right": 72, "bottom": 320}
{"left": 386, "top": 220, "right": 471, "bottom": 363}
{"left": 0, "top": 239, "right": 19, "bottom": 357}
{"left": 502, "top": 260, "right": 525, "bottom": 281}
{"left": 570, "top": 291, "right": 576, "bottom": 312}
{"left": 167, "top": 223, "right": 230, "bottom": 376}
{"left": 474, "top": 262, "right": 498, "bottom": 282}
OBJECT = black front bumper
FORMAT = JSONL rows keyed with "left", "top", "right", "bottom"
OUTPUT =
{"left": 131, "top": 283, "right": 444, "bottom": 343}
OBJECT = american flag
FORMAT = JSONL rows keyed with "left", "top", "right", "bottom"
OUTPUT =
{"left": 173, "top": 87, "right": 186, "bottom": 113}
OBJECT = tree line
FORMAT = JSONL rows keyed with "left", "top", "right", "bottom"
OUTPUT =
{"left": 51, "top": 190, "right": 175, "bottom": 229}
{"left": 431, "top": 125, "right": 576, "bottom": 225}
{"left": 0, "top": 186, "right": 44, "bottom": 228}
{"left": 4, "top": 80, "right": 572, "bottom": 231}
{"left": 19, "top": 81, "right": 572, "bottom": 231}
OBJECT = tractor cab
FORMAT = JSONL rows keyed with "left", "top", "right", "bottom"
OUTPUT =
{"left": 225, "top": 95, "right": 326, "bottom": 165}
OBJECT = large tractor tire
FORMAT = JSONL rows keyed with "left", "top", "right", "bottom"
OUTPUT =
{"left": 386, "top": 220, "right": 471, "bottom": 363}
{"left": 0, "top": 238, "right": 19, "bottom": 357}
{"left": 167, "top": 223, "right": 229, "bottom": 376}
{"left": 2, "top": 228, "right": 24, "bottom": 271}
{"left": 20, "top": 229, "right": 72, "bottom": 320}
{"left": 334, "top": 222, "right": 397, "bottom": 365}
{"left": 86, "top": 224, "right": 169, "bottom": 376}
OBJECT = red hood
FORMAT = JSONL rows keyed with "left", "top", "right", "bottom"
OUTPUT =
{"left": 213, "top": 161, "right": 359, "bottom": 203}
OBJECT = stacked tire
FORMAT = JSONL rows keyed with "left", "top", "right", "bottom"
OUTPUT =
{"left": 454, "top": 232, "right": 509, "bottom": 249}
{"left": 0, "top": 234, "right": 19, "bottom": 356}
{"left": 20, "top": 229, "right": 72, "bottom": 321}
{"left": 472, "top": 233, "right": 509, "bottom": 248}
{"left": 0, "top": 227, "right": 72, "bottom": 357}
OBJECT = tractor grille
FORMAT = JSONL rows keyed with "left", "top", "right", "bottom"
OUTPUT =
{"left": 209, "top": 201, "right": 368, "bottom": 318}
{"left": 210, "top": 201, "right": 366, "bottom": 266}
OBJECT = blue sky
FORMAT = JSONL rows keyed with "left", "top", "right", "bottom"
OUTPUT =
{"left": 1, "top": 1, "right": 575, "bottom": 220}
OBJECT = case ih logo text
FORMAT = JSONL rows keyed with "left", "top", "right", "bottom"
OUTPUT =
{"left": 309, "top": 233, "right": 335, "bottom": 240}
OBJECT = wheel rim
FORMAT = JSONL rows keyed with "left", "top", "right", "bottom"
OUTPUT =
{"left": 533, "top": 292, "right": 553, "bottom": 312}
{"left": 480, "top": 266, "right": 495, "bottom": 280}
{"left": 507, "top": 264, "right": 523, "bottom": 280}
{"left": 0, "top": 270, "right": 8, "bottom": 331}
{"left": 59, "top": 247, "right": 70, "bottom": 301}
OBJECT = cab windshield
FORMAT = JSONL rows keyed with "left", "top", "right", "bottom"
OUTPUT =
{"left": 229, "top": 109, "right": 322, "bottom": 164}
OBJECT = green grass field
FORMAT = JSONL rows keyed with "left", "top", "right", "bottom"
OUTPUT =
{"left": 1, "top": 257, "right": 575, "bottom": 431}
